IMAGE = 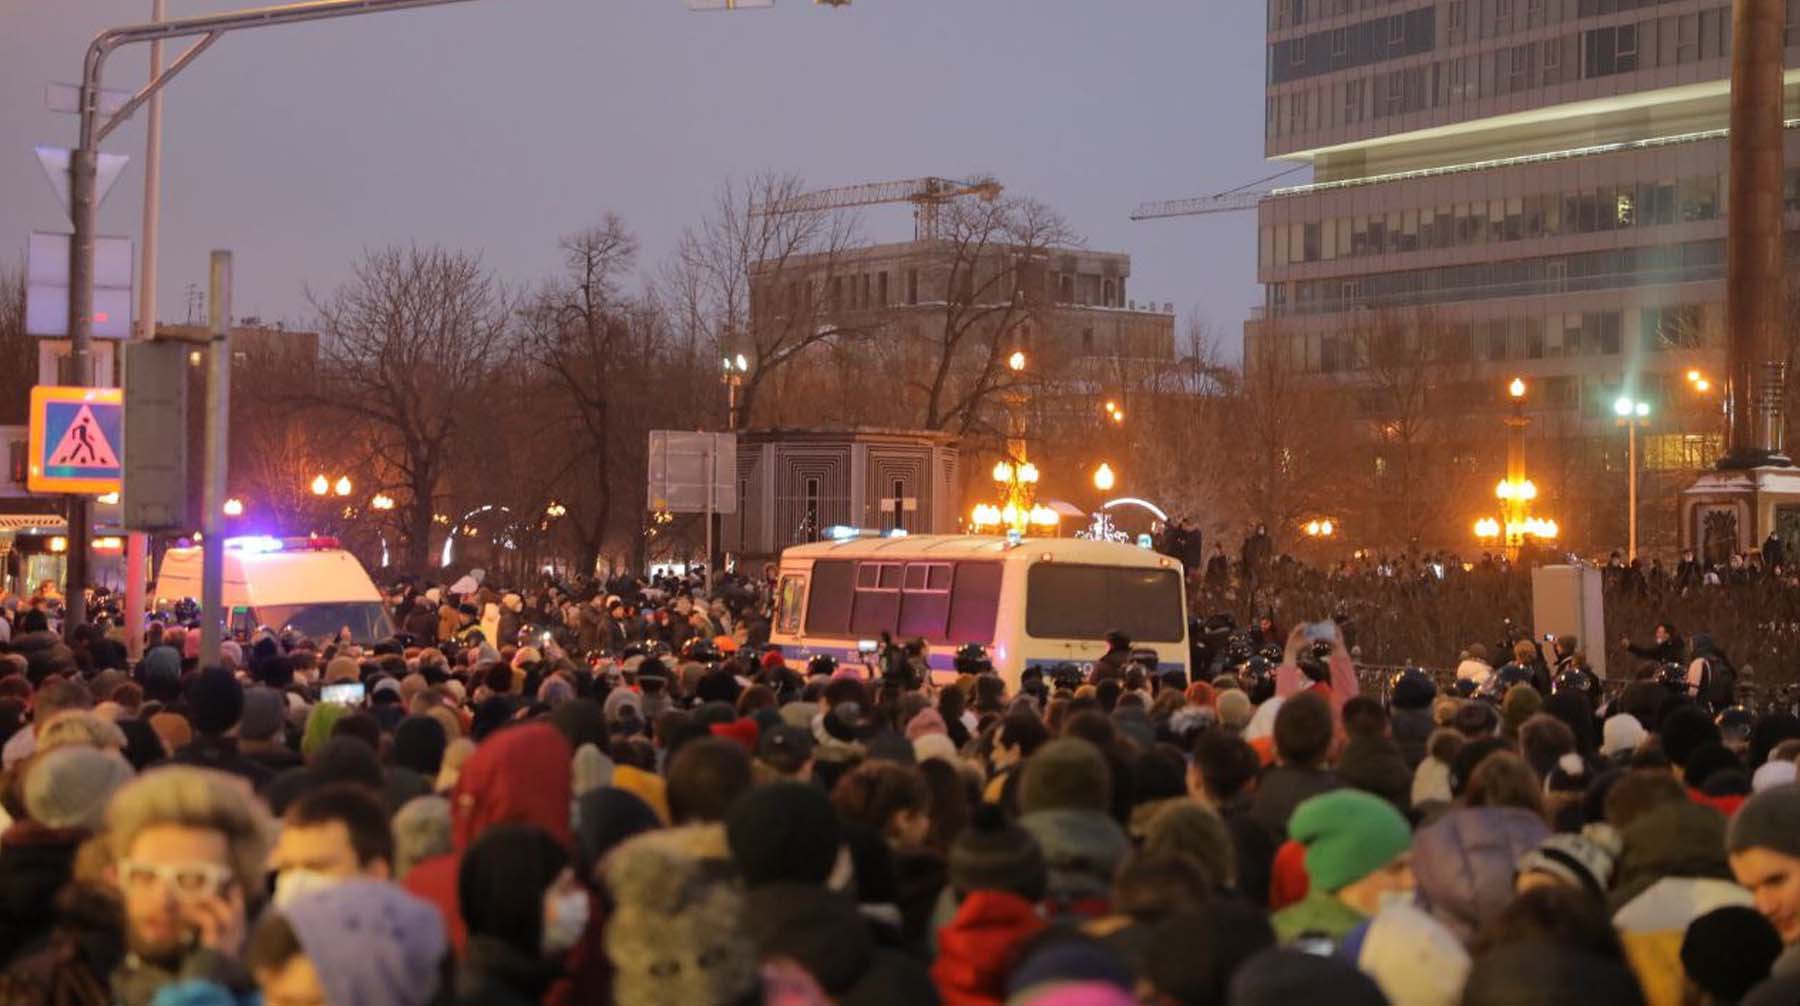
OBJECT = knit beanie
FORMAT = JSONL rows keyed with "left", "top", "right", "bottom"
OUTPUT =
{"left": 1287, "top": 789, "right": 1411, "bottom": 893}
{"left": 390, "top": 795, "right": 452, "bottom": 880}
{"left": 949, "top": 804, "right": 1046, "bottom": 900}
{"left": 185, "top": 667, "right": 244, "bottom": 736}
{"left": 24, "top": 746, "right": 133, "bottom": 831}
{"left": 239, "top": 686, "right": 286, "bottom": 742}
{"left": 725, "top": 781, "right": 841, "bottom": 888}
{"left": 1728, "top": 784, "right": 1800, "bottom": 860}
{"left": 1230, "top": 948, "right": 1388, "bottom": 1006}
{"left": 1682, "top": 906, "right": 1783, "bottom": 1004}
{"left": 1516, "top": 825, "right": 1622, "bottom": 900}
{"left": 1501, "top": 685, "right": 1542, "bottom": 733}
{"left": 1019, "top": 738, "right": 1112, "bottom": 815}
{"left": 1753, "top": 761, "right": 1797, "bottom": 793}
{"left": 1215, "top": 689, "right": 1253, "bottom": 730}
{"left": 1355, "top": 901, "right": 1470, "bottom": 1006}
{"left": 905, "top": 708, "right": 948, "bottom": 740}
{"left": 1602, "top": 714, "right": 1648, "bottom": 758}
{"left": 913, "top": 732, "right": 959, "bottom": 766}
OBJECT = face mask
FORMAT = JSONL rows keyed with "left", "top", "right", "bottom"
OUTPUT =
{"left": 1376, "top": 888, "right": 1416, "bottom": 915}
{"left": 273, "top": 868, "right": 339, "bottom": 908}
{"left": 542, "top": 890, "right": 589, "bottom": 955}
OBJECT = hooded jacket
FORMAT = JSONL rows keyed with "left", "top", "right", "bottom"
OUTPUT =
{"left": 403, "top": 722, "right": 574, "bottom": 953}
{"left": 1411, "top": 806, "right": 1550, "bottom": 945}
{"left": 930, "top": 891, "right": 1047, "bottom": 1006}
{"left": 1016, "top": 809, "right": 1129, "bottom": 917}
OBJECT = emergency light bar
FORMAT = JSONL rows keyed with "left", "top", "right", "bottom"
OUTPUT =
{"left": 222, "top": 535, "right": 343, "bottom": 553}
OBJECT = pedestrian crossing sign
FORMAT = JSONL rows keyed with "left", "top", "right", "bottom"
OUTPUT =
{"left": 28, "top": 385, "right": 124, "bottom": 495}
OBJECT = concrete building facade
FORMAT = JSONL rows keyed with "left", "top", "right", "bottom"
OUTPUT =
{"left": 1249, "top": 0, "right": 1800, "bottom": 553}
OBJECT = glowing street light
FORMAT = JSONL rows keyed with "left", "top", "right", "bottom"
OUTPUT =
{"left": 1008, "top": 350, "right": 1027, "bottom": 372}
{"left": 371, "top": 494, "right": 396, "bottom": 511}
{"left": 1017, "top": 462, "right": 1039, "bottom": 484}
{"left": 311, "top": 474, "right": 330, "bottom": 496}
{"left": 1093, "top": 463, "right": 1116, "bottom": 492}
{"left": 1302, "top": 518, "right": 1337, "bottom": 537}
{"left": 1614, "top": 396, "right": 1652, "bottom": 560}
{"left": 545, "top": 501, "right": 567, "bottom": 518}
{"left": 1508, "top": 378, "right": 1527, "bottom": 399}
{"left": 222, "top": 498, "right": 244, "bottom": 517}
{"left": 334, "top": 476, "right": 353, "bottom": 497}
{"left": 992, "top": 460, "right": 1014, "bottom": 483}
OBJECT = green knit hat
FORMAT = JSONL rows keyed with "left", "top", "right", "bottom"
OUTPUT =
{"left": 1290, "top": 789, "right": 1411, "bottom": 892}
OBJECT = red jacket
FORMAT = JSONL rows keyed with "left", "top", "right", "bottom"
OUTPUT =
{"left": 932, "top": 891, "right": 1047, "bottom": 1006}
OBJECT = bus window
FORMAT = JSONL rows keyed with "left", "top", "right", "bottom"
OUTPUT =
{"left": 898, "top": 562, "right": 952, "bottom": 640}
{"left": 777, "top": 575, "right": 806, "bottom": 635}
{"left": 851, "top": 561, "right": 902, "bottom": 636}
{"left": 1025, "top": 564, "right": 1184, "bottom": 643}
{"left": 806, "top": 561, "right": 855, "bottom": 635}
{"left": 947, "top": 561, "right": 1003, "bottom": 643}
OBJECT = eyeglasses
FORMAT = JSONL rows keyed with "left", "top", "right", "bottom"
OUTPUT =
{"left": 117, "top": 859, "right": 234, "bottom": 898}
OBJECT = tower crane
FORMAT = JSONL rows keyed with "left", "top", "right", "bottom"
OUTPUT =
{"left": 754, "top": 176, "right": 1003, "bottom": 240}
{"left": 1130, "top": 163, "right": 1309, "bottom": 221}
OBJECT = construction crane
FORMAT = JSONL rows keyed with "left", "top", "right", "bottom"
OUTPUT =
{"left": 755, "top": 176, "right": 1003, "bottom": 240}
{"left": 1130, "top": 163, "right": 1309, "bottom": 221}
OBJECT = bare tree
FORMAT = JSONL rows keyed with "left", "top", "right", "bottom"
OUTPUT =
{"left": 664, "top": 173, "right": 863, "bottom": 429}
{"left": 305, "top": 245, "right": 513, "bottom": 572}
{"left": 1233, "top": 323, "right": 1357, "bottom": 552}
{"left": 0, "top": 264, "right": 30, "bottom": 426}
{"left": 519, "top": 216, "right": 641, "bottom": 579}
{"left": 911, "top": 195, "right": 1078, "bottom": 436}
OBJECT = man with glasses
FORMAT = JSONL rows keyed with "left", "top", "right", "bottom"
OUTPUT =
{"left": 106, "top": 767, "right": 275, "bottom": 1006}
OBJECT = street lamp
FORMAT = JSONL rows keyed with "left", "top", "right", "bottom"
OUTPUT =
{"left": 1475, "top": 377, "right": 1558, "bottom": 557}
{"left": 334, "top": 476, "right": 352, "bottom": 497}
{"left": 371, "top": 494, "right": 396, "bottom": 511}
{"left": 546, "top": 501, "right": 567, "bottom": 519}
{"left": 1008, "top": 350, "right": 1027, "bottom": 372}
{"left": 222, "top": 497, "right": 244, "bottom": 517}
{"left": 310, "top": 474, "right": 329, "bottom": 496}
{"left": 1093, "top": 463, "right": 1116, "bottom": 492}
{"left": 1614, "top": 395, "right": 1652, "bottom": 561}
{"left": 1302, "top": 518, "right": 1337, "bottom": 538}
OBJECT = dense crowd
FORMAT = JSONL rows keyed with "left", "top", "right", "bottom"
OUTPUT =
{"left": 2, "top": 570, "right": 1800, "bottom": 1006}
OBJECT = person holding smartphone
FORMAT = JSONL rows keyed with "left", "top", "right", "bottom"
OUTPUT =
{"left": 107, "top": 766, "right": 274, "bottom": 1006}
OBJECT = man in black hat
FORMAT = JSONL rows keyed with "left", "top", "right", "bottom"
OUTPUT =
{"left": 1090, "top": 631, "right": 1133, "bottom": 685}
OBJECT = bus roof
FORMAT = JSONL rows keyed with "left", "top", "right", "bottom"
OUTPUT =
{"left": 779, "top": 534, "right": 1181, "bottom": 569}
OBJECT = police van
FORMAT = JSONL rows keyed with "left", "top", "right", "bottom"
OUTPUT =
{"left": 155, "top": 535, "right": 392, "bottom": 643}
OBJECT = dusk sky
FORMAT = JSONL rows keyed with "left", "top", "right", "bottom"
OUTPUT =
{"left": 4, "top": 1, "right": 1271, "bottom": 357}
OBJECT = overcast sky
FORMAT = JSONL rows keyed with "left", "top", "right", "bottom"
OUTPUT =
{"left": 3, "top": 0, "right": 1270, "bottom": 357}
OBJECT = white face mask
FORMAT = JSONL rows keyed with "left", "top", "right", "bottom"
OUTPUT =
{"left": 1376, "top": 888, "right": 1416, "bottom": 914}
{"left": 273, "top": 868, "right": 340, "bottom": 908}
{"left": 542, "top": 890, "right": 589, "bottom": 955}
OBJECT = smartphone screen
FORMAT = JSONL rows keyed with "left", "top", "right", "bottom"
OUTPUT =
{"left": 320, "top": 682, "right": 365, "bottom": 706}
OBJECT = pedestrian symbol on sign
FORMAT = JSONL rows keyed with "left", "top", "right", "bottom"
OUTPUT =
{"left": 48, "top": 405, "right": 118, "bottom": 468}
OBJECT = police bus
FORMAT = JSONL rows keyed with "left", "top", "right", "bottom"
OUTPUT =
{"left": 768, "top": 533, "right": 1188, "bottom": 687}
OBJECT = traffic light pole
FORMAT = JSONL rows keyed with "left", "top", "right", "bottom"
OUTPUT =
{"left": 62, "top": 0, "right": 481, "bottom": 636}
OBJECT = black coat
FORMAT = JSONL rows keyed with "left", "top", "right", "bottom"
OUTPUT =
{"left": 453, "top": 937, "right": 560, "bottom": 1006}
{"left": 0, "top": 823, "right": 83, "bottom": 968}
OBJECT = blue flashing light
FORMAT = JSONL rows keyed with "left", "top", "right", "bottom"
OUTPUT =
{"left": 224, "top": 535, "right": 284, "bottom": 554}
{"left": 824, "top": 525, "right": 861, "bottom": 541}
{"left": 1005, "top": 528, "right": 1023, "bottom": 547}
{"left": 886, "top": 528, "right": 908, "bottom": 538}
{"left": 1136, "top": 533, "right": 1154, "bottom": 549}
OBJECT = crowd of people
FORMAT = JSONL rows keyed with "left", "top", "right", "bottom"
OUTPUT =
{"left": 2, "top": 569, "right": 1800, "bottom": 1006}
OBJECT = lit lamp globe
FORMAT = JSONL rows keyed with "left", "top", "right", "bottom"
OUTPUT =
{"left": 1093, "top": 463, "right": 1116, "bottom": 492}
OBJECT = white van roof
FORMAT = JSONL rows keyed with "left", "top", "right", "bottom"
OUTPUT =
{"left": 156, "top": 541, "right": 382, "bottom": 610}
{"left": 779, "top": 534, "right": 1179, "bottom": 569}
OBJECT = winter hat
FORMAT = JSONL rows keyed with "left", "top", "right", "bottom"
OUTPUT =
{"left": 575, "top": 787, "right": 661, "bottom": 868}
{"left": 1753, "top": 760, "right": 1796, "bottom": 792}
{"left": 571, "top": 743, "right": 614, "bottom": 796}
{"left": 913, "top": 732, "right": 959, "bottom": 766}
{"left": 1006, "top": 933, "right": 1134, "bottom": 998}
{"left": 1288, "top": 789, "right": 1411, "bottom": 893}
{"left": 950, "top": 804, "right": 1046, "bottom": 900}
{"left": 1142, "top": 800, "right": 1236, "bottom": 890}
{"left": 1215, "top": 689, "right": 1253, "bottom": 730}
{"left": 726, "top": 781, "right": 842, "bottom": 888}
{"left": 904, "top": 708, "right": 947, "bottom": 740}
{"left": 603, "top": 687, "right": 643, "bottom": 727}
{"left": 218, "top": 640, "right": 243, "bottom": 670}
{"left": 36, "top": 712, "right": 126, "bottom": 755}
{"left": 1728, "top": 785, "right": 1800, "bottom": 860}
{"left": 148, "top": 711, "right": 192, "bottom": 755}
{"left": 1229, "top": 948, "right": 1387, "bottom": 1006}
{"left": 709, "top": 719, "right": 760, "bottom": 753}
{"left": 1516, "top": 825, "right": 1622, "bottom": 899}
{"left": 390, "top": 795, "right": 451, "bottom": 880}
{"left": 1008, "top": 983, "right": 1137, "bottom": 1006}
{"left": 1544, "top": 752, "right": 1592, "bottom": 796}
{"left": 1602, "top": 714, "right": 1648, "bottom": 758}
{"left": 1461, "top": 940, "right": 1644, "bottom": 1006}
{"left": 1355, "top": 902, "right": 1470, "bottom": 1006}
{"left": 1501, "top": 685, "right": 1543, "bottom": 733}
{"left": 755, "top": 724, "right": 815, "bottom": 775}
{"left": 24, "top": 746, "right": 133, "bottom": 831}
{"left": 239, "top": 687, "right": 286, "bottom": 742}
{"left": 1681, "top": 906, "right": 1783, "bottom": 1005}
{"left": 1452, "top": 701, "right": 1499, "bottom": 739}
{"left": 282, "top": 878, "right": 447, "bottom": 1006}
{"left": 778, "top": 702, "right": 816, "bottom": 730}
{"left": 390, "top": 716, "right": 447, "bottom": 777}
{"left": 603, "top": 836, "right": 759, "bottom": 1006}
{"left": 325, "top": 656, "right": 361, "bottom": 684}
{"left": 184, "top": 667, "right": 244, "bottom": 736}
{"left": 1018, "top": 738, "right": 1112, "bottom": 815}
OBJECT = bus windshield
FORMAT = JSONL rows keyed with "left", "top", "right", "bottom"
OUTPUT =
{"left": 1024, "top": 564, "right": 1184, "bottom": 643}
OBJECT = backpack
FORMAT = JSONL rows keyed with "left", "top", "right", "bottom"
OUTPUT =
{"left": 1700, "top": 657, "right": 1737, "bottom": 709}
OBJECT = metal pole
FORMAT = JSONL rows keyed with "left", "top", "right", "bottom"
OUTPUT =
{"left": 199, "top": 251, "right": 231, "bottom": 668}
{"left": 1628, "top": 422, "right": 1638, "bottom": 562}
{"left": 61, "top": 142, "right": 98, "bottom": 637}
{"left": 125, "top": 0, "right": 166, "bottom": 661}
{"left": 705, "top": 441, "right": 716, "bottom": 596}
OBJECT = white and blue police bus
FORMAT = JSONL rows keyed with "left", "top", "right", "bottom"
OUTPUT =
{"left": 768, "top": 533, "right": 1189, "bottom": 688}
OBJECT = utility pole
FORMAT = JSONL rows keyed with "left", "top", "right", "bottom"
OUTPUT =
{"left": 60, "top": 0, "right": 483, "bottom": 631}
{"left": 199, "top": 252, "right": 231, "bottom": 667}
{"left": 124, "top": 0, "right": 166, "bottom": 660}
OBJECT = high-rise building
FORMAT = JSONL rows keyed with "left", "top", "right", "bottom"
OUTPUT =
{"left": 1246, "top": 0, "right": 1788, "bottom": 552}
